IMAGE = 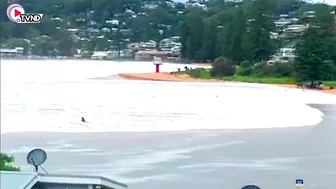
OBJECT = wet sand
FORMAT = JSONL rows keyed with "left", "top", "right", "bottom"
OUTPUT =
{"left": 119, "top": 72, "right": 336, "bottom": 95}
{"left": 1, "top": 104, "right": 336, "bottom": 189}
{"left": 119, "top": 72, "right": 219, "bottom": 82}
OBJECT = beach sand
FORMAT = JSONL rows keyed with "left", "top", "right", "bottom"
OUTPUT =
{"left": 119, "top": 72, "right": 218, "bottom": 82}
{"left": 119, "top": 72, "right": 336, "bottom": 95}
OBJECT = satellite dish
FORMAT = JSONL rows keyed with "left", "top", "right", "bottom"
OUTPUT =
{"left": 27, "top": 148, "right": 48, "bottom": 173}
{"left": 27, "top": 148, "right": 47, "bottom": 166}
{"left": 241, "top": 185, "right": 261, "bottom": 189}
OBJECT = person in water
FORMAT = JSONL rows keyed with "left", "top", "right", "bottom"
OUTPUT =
{"left": 81, "top": 117, "right": 86, "bottom": 122}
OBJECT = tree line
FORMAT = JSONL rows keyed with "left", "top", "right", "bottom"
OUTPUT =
{"left": 180, "top": 0, "right": 336, "bottom": 82}
{"left": 180, "top": 0, "right": 335, "bottom": 62}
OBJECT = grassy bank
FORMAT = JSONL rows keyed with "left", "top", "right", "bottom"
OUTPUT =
{"left": 221, "top": 75, "right": 295, "bottom": 84}
{"left": 222, "top": 76, "right": 336, "bottom": 87}
{"left": 324, "top": 81, "right": 336, "bottom": 87}
{"left": 174, "top": 68, "right": 336, "bottom": 87}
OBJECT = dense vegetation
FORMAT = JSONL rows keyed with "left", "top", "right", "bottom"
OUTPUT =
{"left": 1, "top": 0, "right": 184, "bottom": 55}
{"left": 179, "top": 0, "right": 336, "bottom": 84}
{"left": 179, "top": 16, "right": 336, "bottom": 84}
{"left": 1, "top": 0, "right": 336, "bottom": 83}
{"left": 0, "top": 153, "right": 20, "bottom": 171}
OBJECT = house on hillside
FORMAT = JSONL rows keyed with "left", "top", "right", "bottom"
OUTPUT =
{"left": 68, "top": 28, "right": 79, "bottom": 34}
{"left": 90, "top": 51, "right": 121, "bottom": 59}
{"left": 274, "top": 18, "right": 292, "bottom": 27}
{"left": 142, "top": 41, "right": 157, "bottom": 49}
{"left": 185, "top": 2, "right": 207, "bottom": 10}
{"left": 143, "top": 2, "right": 159, "bottom": 9}
{"left": 134, "top": 50, "right": 180, "bottom": 61}
{"left": 303, "top": 11, "right": 315, "bottom": 18}
{"left": 159, "top": 37, "right": 181, "bottom": 51}
{"left": 267, "top": 47, "right": 296, "bottom": 64}
{"left": 0, "top": 47, "right": 24, "bottom": 57}
{"left": 86, "top": 28, "right": 100, "bottom": 37}
{"left": 274, "top": 18, "right": 298, "bottom": 28}
{"left": 0, "top": 171, "right": 127, "bottom": 189}
{"left": 280, "top": 24, "right": 307, "bottom": 38}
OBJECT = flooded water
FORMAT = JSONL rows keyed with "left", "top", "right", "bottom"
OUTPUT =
{"left": 1, "top": 60, "right": 336, "bottom": 189}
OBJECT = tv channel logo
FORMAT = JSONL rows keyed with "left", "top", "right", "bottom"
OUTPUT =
{"left": 7, "top": 3, "right": 43, "bottom": 23}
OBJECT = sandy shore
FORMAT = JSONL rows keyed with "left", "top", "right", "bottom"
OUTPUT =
{"left": 119, "top": 72, "right": 336, "bottom": 95}
{"left": 119, "top": 72, "right": 219, "bottom": 82}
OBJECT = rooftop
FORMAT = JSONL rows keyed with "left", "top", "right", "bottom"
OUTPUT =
{"left": 0, "top": 48, "right": 19, "bottom": 53}
{"left": 0, "top": 171, "right": 128, "bottom": 189}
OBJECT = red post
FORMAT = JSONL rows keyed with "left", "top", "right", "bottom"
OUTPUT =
{"left": 155, "top": 64, "right": 160, "bottom": 73}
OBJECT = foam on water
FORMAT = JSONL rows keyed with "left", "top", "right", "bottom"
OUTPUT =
{"left": 1, "top": 60, "right": 336, "bottom": 133}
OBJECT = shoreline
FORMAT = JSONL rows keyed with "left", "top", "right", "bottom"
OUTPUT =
{"left": 119, "top": 72, "right": 336, "bottom": 95}
{"left": 119, "top": 72, "right": 218, "bottom": 82}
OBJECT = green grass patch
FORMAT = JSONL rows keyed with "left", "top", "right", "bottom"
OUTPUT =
{"left": 174, "top": 67, "right": 336, "bottom": 87}
{"left": 174, "top": 68, "right": 213, "bottom": 79}
{"left": 221, "top": 76, "right": 336, "bottom": 87}
{"left": 221, "top": 75, "right": 296, "bottom": 84}
{"left": 324, "top": 81, "right": 336, "bottom": 87}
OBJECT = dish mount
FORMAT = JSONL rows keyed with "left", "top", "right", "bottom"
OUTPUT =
{"left": 26, "top": 148, "right": 48, "bottom": 174}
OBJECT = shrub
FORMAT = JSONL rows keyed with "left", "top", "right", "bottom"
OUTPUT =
{"left": 272, "top": 62, "right": 295, "bottom": 77}
{"left": 251, "top": 61, "right": 269, "bottom": 77}
{"left": 236, "top": 60, "right": 253, "bottom": 76}
{"left": 186, "top": 68, "right": 212, "bottom": 79}
{"left": 250, "top": 61, "right": 295, "bottom": 77}
{"left": 212, "top": 56, "right": 236, "bottom": 76}
{"left": 323, "top": 61, "right": 336, "bottom": 80}
{"left": 0, "top": 153, "right": 20, "bottom": 171}
{"left": 240, "top": 60, "right": 253, "bottom": 68}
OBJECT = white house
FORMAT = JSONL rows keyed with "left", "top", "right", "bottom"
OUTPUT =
{"left": 185, "top": 2, "right": 207, "bottom": 10}
{"left": 0, "top": 47, "right": 24, "bottom": 57}
{"left": 143, "top": 2, "right": 159, "bottom": 9}
{"left": 303, "top": 11, "right": 315, "bottom": 18}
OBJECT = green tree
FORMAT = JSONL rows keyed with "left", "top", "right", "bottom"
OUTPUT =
{"left": 213, "top": 9, "right": 237, "bottom": 58}
{"left": 180, "top": 8, "right": 205, "bottom": 60}
{"left": 294, "top": 27, "right": 336, "bottom": 82}
{"left": 35, "top": 16, "right": 59, "bottom": 36}
{"left": 0, "top": 153, "right": 20, "bottom": 171}
{"left": 313, "top": 5, "right": 335, "bottom": 36}
{"left": 236, "top": 60, "right": 253, "bottom": 76}
{"left": 276, "top": 0, "right": 303, "bottom": 14}
{"left": 227, "top": 8, "right": 248, "bottom": 62}
{"left": 129, "top": 15, "right": 153, "bottom": 42}
{"left": 54, "top": 30, "right": 75, "bottom": 56}
{"left": 245, "top": 0, "right": 276, "bottom": 61}
{"left": 199, "top": 16, "right": 221, "bottom": 61}
{"left": 31, "top": 35, "right": 56, "bottom": 56}
{"left": 0, "top": 22, "right": 16, "bottom": 39}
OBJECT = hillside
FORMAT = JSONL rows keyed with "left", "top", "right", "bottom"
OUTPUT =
{"left": 1, "top": 0, "right": 335, "bottom": 63}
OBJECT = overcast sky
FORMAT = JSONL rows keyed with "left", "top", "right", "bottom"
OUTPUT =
{"left": 323, "top": 0, "right": 336, "bottom": 5}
